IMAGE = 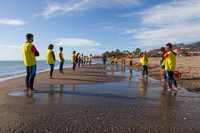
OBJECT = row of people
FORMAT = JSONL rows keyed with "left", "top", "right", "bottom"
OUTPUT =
{"left": 22, "top": 33, "right": 92, "bottom": 92}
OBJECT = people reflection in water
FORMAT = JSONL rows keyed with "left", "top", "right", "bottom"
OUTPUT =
{"left": 129, "top": 68, "right": 133, "bottom": 80}
{"left": 115, "top": 65, "right": 118, "bottom": 70}
{"left": 159, "top": 82, "right": 178, "bottom": 121}
{"left": 57, "top": 85, "right": 64, "bottom": 98}
{"left": 46, "top": 85, "right": 55, "bottom": 104}
{"left": 71, "top": 85, "right": 75, "bottom": 91}
{"left": 139, "top": 76, "right": 148, "bottom": 97}
{"left": 121, "top": 66, "right": 125, "bottom": 74}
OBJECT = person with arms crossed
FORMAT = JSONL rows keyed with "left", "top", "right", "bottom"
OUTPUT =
{"left": 22, "top": 33, "right": 39, "bottom": 92}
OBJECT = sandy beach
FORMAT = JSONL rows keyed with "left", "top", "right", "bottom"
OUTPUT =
{"left": 125, "top": 56, "right": 200, "bottom": 93}
{"left": 0, "top": 64, "right": 200, "bottom": 132}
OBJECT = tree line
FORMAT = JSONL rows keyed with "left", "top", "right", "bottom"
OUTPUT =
{"left": 102, "top": 48, "right": 141, "bottom": 57}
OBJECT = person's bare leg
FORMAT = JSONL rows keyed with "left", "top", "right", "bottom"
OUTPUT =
{"left": 174, "top": 87, "right": 178, "bottom": 91}
{"left": 168, "top": 88, "right": 172, "bottom": 91}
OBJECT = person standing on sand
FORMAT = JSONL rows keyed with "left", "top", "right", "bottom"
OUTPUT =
{"left": 46, "top": 44, "right": 55, "bottom": 79}
{"left": 22, "top": 33, "right": 39, "bottom": 92}
{"left": 89, "top": 54, "right": 92, "bottom": 66}
{"left": 58, "top": 47, "right": 65, "bottom": 75}
{"left": 110, "top": 56, "right": 114, "bottom": 65}
{"left": 129, "top": 53, "right": 133, "bottom": 66}
{"left": 161, "top": 43, "right": 178, "bottom": 91}
{"left": 159, "top": 47, "right": 167, "bottom": 82}
{"left": 72, "top": 51, "right": 76, "bottom": 71}
{"left": 115, "top": 57, "right": 118, "bottom": 65}
{"left": 141, "top": 52, "right": 148, "bottom": 77}
{"left": 121, "top": 56, "right": 123, "bottom": 65}
{"left": 102, "top": 54, "right": 107, "bottom": 67}
{"left": 123, "top": 56, "right": 126, "bottom": 66}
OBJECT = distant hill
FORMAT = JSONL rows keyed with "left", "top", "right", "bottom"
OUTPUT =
{"left": 174, "top": 42, "right": 200, "bottom": 49}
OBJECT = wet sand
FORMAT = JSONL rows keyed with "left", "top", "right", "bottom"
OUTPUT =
{"left": 1, "top": 64, "right": 200, "bottom": 132}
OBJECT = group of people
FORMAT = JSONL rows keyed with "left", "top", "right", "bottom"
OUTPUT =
{"left": 139, "top": 43, "right": 178, "bottom": 91}
{"left": 22, "top": 33, "right": 92, "bottom": 92}
{"left": 101, "top": 53, "right": 134, "bottom": 67}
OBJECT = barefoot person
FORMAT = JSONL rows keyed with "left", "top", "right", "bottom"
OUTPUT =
{"left": 58, "top": 47, "right": 65, "bottom": 75}
{"left": 129, "top": 53, "right": 133, "bottom": 66}
{"left": 141, "top": 52, "right": 148, "bottom": 77}
{"left": 22, "top": 33, "right": 39, "bottom": 92}
{"left": 162, "top": 43, "right": 178, "bottom": 91}
{"left": 102, "top": 54, "right": 107, "bottom": 67}
{"left": 46, "top": 44, "right": 55, "bottom": 79}
{"left": 72, "top": 51, "right": 76, "bottom": 71}
{"left": 159, "top": 47, "right": 167, "bottom": 81}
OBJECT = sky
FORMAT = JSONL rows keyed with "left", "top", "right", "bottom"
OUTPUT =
{"left": 0, "top": 0, "right": 200, "bottom": 60}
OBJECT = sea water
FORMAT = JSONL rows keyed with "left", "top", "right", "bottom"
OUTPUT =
{"left": 0, "top": 60, "right": 74, "bottom": 82}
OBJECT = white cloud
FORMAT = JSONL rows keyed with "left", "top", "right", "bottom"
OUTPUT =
{"left": 86, "top": 49, "right": 100, "bottom": 51}
{"left": 119, "top": 0, "right": 200, "bottom": 25}
{"left": 0, "top": 45, "right": 4, "bottom": 47}
{"left": 37, "top": 0, "right": 139, "bottom": 18}
{"left": 7, "top": 45, "right": 22, "bottom": 49}
{"left": 55, "top": 38, "right": 101, "bottom": 46}
{"left": 0, "top": 19, "right": 27, "bottom": 25}
{"left": 118, "top": 0, "right": 200, "bottom": 47}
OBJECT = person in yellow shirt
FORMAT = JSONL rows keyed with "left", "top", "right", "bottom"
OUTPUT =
{"left": 22, "top": 33, "right": 39, "bottom": 92}
{"left": 46, "top": 44, "right": 55, "bottom": 79}
{"left": 159, "top": 47, "right": 167, "bottom": 81}
{"left": 121, "top": 56, "right": 123, "bottom": 65}
{"left": 141, "top": 52, "right": 148, "bottom": 76}
{"left": 59, "top": 47, "right": 65, "bottom": 75}
{"left": 161, "top": 43, "right": 178, "bottom": 91}
{"left": 72, "top": 51, "right": 76, "bottom": 71}
{"left": 129, "top": 53, "right": 133, "bottom": 66}
{"left": 123, "top": 56, "right": 125, "bottom": 65}
{"left": 115, "top": 57, "right": 118, "bottom": 65}
{"left": 110, "top": 56, "right": 114, "bottom": 65}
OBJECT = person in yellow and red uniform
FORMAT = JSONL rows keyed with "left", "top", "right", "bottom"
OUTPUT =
{"left": 141, "top": 52, "right": 148, "bottom": 76}
{"left": 46, "top": 44, "right": 55, "bottom": 79}
{"left": 121, "top": 56, "right": 123, "bottom": 65}
{"left": 123, "top": 56, "right": 126, "bottom": 65}
{"left": 115, "top": 57, "right": 118, "bottom": 65}
{"left": 110, "top": 56, "right": 114, "bottom": 65}
{"left": 22, "top": 33, "right": 39, "bottom": 92}
{"left": 59, "top": 47, "right": 65, "bottom": 75}
{"left": 161, "top": 43, "right": 178, "bottom": 91}
{"left": 129, "top": 53, "right": 133, "bottom": 66}
{"left": 72, "top": 51, "right": 76, "bottom": 71}
{"left": 159, "top": 47, "right": 167, "bottom": 81}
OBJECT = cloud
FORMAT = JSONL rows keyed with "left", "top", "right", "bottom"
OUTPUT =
{"left": 86, "top": 49, "right": 100, "bottom": 51}
{"left": 7, "top": 45, "right": 22, "bottom": 49}
{"left": 118, "top": 0, "right": 200, "bottom": 47}
{"left": 118, "top": 0, "right": 200, "bottom": 25}
{"left": 0, "top": 19, "right": 27, "bottom": 25}
{"left": 55, "top": 38, "right": 101, "bottom": 46}
{"left": 37, "top": 0, "right": 139, "bottom": 18}
{"left": 0, "top": 45, "right": 4, "bottom": 47}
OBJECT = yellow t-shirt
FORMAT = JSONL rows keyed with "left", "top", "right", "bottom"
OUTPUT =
{"left": 58, "top": 52, "right": 64, "bottom": 62}
{"left": 165, "top": 51, "right": 176, "bottom": 71}
{"left": 141, "top": 55, "right": 148, "bottom": 66}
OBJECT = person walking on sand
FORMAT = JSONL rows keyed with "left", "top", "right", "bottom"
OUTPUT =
{"left": 58, "top": 47, "right": 65, "bottom": 75}
{"left": 161, "top": 43, "right": 178, "bottom": 91}
{"left": 72, "top": 51, "right": 76, "bottom": 71}
{"left": 46, "top": 44, "right": 55, "bottom": 79}
{"left": 22, "top": 33, "right": 39, "bottom": 92}
{"left": 102, "top": 54, "right": 107, "bottom": 67}
{"left": 159, "top": 47, "right": 167, "bottom": 82}
{"left": 89, "top": 54, "right": 92, "bottom": 66}
{"left": 129, "top": 53, "right": 133, "bottom": 67}
{"left": 141, "top": 52, "right": 148, "bottom": 77}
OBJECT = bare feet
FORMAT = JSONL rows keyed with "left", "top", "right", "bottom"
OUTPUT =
{"left": 23, "top": 87, "right": 29, "bottom": 92}
{"left": 168, "top": 88, "right": 172, "bottom": 92}
{"left": 59, "top": 73, "right": 62, "bottom": 75}
{"left": 161, "top": 79, "right": 166, "bottom": 82}
{"left": 28, "top": 89, "right": 36, "bottom": 93}
{"left": 174, "top": 87, "right": 178, "bottom": 91}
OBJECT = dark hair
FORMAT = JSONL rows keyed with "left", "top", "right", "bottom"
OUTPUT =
{"left": 166, "top": 43, "right": 172, "bottom": 48}
{"left": 59, "top": 47, "right": 63, "bottom": 51}
{"left": 26, "top": 33, "right": 33, "bottom": 41}
{"left": 73, "top": 51, "right": 76, "bottom": 54}
{"left": 159, "top": 47, "right": 165, "bottom": 52}
{"left": 48, "top": 44, "right": 54, "bottom": 50}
